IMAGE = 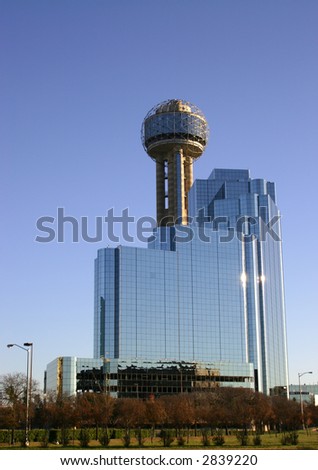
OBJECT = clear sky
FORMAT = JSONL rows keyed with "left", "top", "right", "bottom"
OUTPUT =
{"left": 1, "top": 0, "right": 317, "bottom": 389}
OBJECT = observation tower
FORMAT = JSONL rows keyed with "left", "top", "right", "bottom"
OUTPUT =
{"left": 141, "top": 99, "right": 209, "bottom": 226}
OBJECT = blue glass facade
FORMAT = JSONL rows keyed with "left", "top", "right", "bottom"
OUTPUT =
{"left": 94, "top": 168, "right": 289, "bottom": 396}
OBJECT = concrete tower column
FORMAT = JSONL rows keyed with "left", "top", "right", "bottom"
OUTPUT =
{"left": 156, "top": 157, "right": 167, "bottom": 224}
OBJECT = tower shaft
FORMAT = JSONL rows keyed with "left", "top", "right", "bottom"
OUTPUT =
{"left": 156, "top": 149, "right": 193, "bottom": 225}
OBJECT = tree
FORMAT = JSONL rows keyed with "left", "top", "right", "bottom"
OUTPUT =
{"left": 306, "top": 403, "right": 318, "bottom": 428}
{"left": 114, "top": 398, "right": 146, "bottom": 446}
{"left": 229, "top": 388, "right": 254, "bottom": 431}
{"left": 190, "top": 391, "right": 210, "bottom": 430}
{"left": 39, "top": 393, "right": 77, "bottom": 436}
{"left": 270, "top": 396, "right": 300, "bottom": 431}
{"left": 160, "top": 394, "right": 195, "bottom": 439}
{"left": 208, "top": 388, "right": 236, "bottom": 433}
{"left": 75, "top": 393, "right": 115, "bottom": 439}
{"left": 205, "top": 389, "right": 229, "bottom": 431}
{"left": 145, "top": 398, "right": 166, "bottom": 442}
{"left": 1, "top": 373, "right": 30, "bottom": 433}
{"left": 249, "top": 392, "right": 272, "bottom": 433}
{"left": 1, "top": 373, "right": 27, "bottom": 406}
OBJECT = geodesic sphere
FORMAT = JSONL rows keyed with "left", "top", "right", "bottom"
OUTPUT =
{"left": 141, "top": 99, "right": 209, "bottom": 159}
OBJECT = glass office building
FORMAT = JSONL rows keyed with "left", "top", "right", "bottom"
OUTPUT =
{"left": 45, "top": 357, "right": 105, "bottom": 397}
{"left": 94, "top": 168, "right": 289, "bottom": 396}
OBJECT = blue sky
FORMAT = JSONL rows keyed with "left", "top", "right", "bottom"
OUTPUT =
{"left": 1, "top": 0, "right": 317, "bottom": 388}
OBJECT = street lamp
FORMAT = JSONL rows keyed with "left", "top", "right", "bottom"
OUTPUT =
{"left": 298, "top": 370, "right": 313, "bottom": 429}
{"left": 7, "top": 342, "right": 33, "bottom": 446}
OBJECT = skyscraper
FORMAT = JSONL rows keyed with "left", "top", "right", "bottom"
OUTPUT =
{"left": 94, "top": 100, "right": 289, "bottom": 398}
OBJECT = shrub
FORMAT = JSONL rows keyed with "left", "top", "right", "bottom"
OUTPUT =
{"left": 99, "top": 428, "right": 110, "bottom": 447}
{"left": 0, "top": 430, "right": 11, "bottom": 444}
{"left": 49, "top": 429, "right": 59, "bottom": 444}
{"left": 15, "top": 430, "right": 26, "bottom": 446}
{"left": 60, "top": 428, "right": 70, "bottom": 446}
{"left": 177, "top": 435, "right": 186, "bottom": 446}
{"left": 79, "top": 428, "right": 90, "bottom": 448}
{"left": 289, "top": 431, "right": 299, "bottom": 445}
{"left": 40, "top": 431, "right": 49, "bottom": 448}
{"left": 253, "top": 434, "right": 262, "bottom": 446}
{"left": 213, "top": 430, "right": 225, "bottom": 446}
{"left": 236, "top": 430, "right": 249, "bottom": 446}
{"left": 122, "top": 430, "right": 131, "bottom": 448}
{"left": 135, "top": 428, "right": 146, "bottom": 447}
{"left": 201, "top": 429, "right": 210, "bottom": 446}
{"left": 281, "top": 431, "right": 299, "bottom": 446}
{"left": 160, "top": 429, "right": 174, "bottom": 447}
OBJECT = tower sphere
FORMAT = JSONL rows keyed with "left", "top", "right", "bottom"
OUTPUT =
{"left": 141, "top": 99, "right": 209, "bottom": 160}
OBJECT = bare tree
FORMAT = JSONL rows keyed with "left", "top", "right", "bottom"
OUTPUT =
{"left": 145, "top": 398, "right": 167, "bottom": 442}
{"left": 75, "top": 393, "right": 115, "bottom": 439}
{"left": 1, "top": 373, "right": 27, "bottom": 406}
{"left": 249, "top": 392, "right": 272, "bottom": 433}
{"left": 160, "top": 394, "right": 195, "bottom": 440}
{"left": 270, "top": 396, "right": 300, "bottom": 431}
{"left": 114, "top": 398, "right": 146, "bottom": 446}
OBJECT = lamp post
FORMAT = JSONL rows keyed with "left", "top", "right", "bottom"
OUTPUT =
{"left": 7, "top": 342, "right": 33, "bottom": 446}
{"left": 298, "top": 370, "right": 313, "bottom": 429}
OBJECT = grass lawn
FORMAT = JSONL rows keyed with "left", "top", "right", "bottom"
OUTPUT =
{"left": 1, "top": 429, "right": 318, "bottom": 450}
